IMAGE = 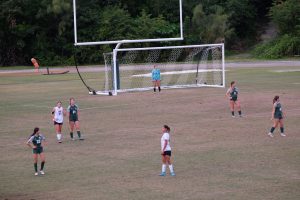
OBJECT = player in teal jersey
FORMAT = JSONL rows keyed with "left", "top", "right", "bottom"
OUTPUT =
{"left": 67, "top": 97, "right": 84, "bottom": 140}
{"left": 27, "top": 127, "right": 46, "bottom": 176}
{"left": 226, "top": 81, "right": 242, "bottom": 117}
{"left": 151, "top": 65, "right": 161, "bottom": 92}
{"left": 268, "top": 96, "right": 286, "bottom": 137}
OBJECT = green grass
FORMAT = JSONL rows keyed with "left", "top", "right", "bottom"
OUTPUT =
{"left": 0, "top": 66, "right": 300, "bottom": 200}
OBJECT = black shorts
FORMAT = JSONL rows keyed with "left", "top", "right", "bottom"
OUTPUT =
{"left": 54, "top": 121, "right": 63, "bottom": 125}
{"left": 33, "top": 147, "right": 43, "bottom": 154}
{"left": 230, "top": 98, "right": 237, "bottom": 102}
{"left": 162, "top": 151, "right": 171, "bottom": 156}
{"left": 69, "top": 118, "right": 78, "bottom": 122}
{"left": 274, "top": 116, "right": 283, "bottom": 120}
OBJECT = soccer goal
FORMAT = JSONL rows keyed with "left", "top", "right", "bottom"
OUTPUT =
{"left": 96, "top": 43, "right": 225, "bottom": 95}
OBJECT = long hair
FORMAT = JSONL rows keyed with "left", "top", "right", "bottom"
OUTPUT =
{"left": 273, "top": 95, "right": 279, "bottom": 104}
{"left": 30, "top": 127, "right": 39, "bottom": 138}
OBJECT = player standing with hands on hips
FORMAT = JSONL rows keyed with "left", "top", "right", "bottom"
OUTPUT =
{"left": 159, "top": 125, "right": 175, "bottom": 176}
{"left": 27, "top": 127, "right": 46, "bottom": 176}
{"left": 152, "top": 65, "right": 161, "bottom": 92}
{"left": 68, "top": 97, "right": 84, "bottom": 140}
{"left": 268, "top": 95, "right": 286, "bottom": 137}
{"left": 226, "top": 81, "right": 242, "bottom": 117}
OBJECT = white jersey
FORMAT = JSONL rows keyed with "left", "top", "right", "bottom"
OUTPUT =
{"left": 53, "top": 106, "right": 64, "bottom": 123}
{"left": 161, "top": 132, "right": 171, "bottom": 151}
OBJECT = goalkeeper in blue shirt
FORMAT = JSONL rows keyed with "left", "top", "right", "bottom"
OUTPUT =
{"left": 151, "top": 65, "right": 161, "bottom": 92}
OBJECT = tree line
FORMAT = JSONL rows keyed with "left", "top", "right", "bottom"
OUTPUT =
{"left": 0, "top": 0, "right": 299, "bottom": 66}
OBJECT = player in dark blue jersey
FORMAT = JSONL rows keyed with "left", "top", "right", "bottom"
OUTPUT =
{"left": 27, "top": 127, "right": 46, "bottom": 176}
{"left": 268, "top": 96, "right": 286, "bottom": 137}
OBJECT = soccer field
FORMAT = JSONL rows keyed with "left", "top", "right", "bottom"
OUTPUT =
{"left": 0, "top": 65, "right": 300, "bottom": 200}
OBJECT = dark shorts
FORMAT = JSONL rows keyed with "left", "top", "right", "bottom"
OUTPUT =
{"left": 230, "top": 97, "right": 237, "bottom": 102}
{"left": 33, "top": 147, "right": 43, "bottom": 154}
{"left": 69, "top": 117, "right": 78, "bottom": 122}
{"left": 162, "top": 151, "right": 171, "bottom": 156}
{"left": 54, "top": 121, "right": 63, "bottom": 125}
{"left": 274, "top": 115, "right": 283, "bottom": 120}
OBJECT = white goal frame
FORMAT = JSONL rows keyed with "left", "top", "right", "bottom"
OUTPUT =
{"left": 94, "top": 43, "right": 225, "bottom": 95}
{"left": 72, "top": 0, "right": 184, "bottom": 46}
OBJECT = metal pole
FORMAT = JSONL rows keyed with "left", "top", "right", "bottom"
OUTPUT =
{"left": 73, "top": 0, "right": 78, "bottom": 45}
{"left": 222, "top": 43, "right": 225, "bottom": 87}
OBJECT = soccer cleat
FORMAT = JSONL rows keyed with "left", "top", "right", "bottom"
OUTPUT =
{"left": 79, "top": 137, "right": 85, "bottom": 140}
{"left": 71, "top": 138, "right": 75, "bottom": 141}
{"left": 231, "top": 115, "right": 235, "bottom": 118}
{"left": 280, "top": 133, "right": 286, "bottom": 137}
{"left": 34, "top": 172, "right": 38, "bottom": 176}
{"left": 170, "top": 172, "right": 176, "bottom": 176}
{"left": 58, "top": 140, "right": 62, "bottom": 143}
{"left": 159, "top": 172, "right": 166, "bottom": 176}
{"left": 268, "top": 132, "right": 274, "bottom": 138}
{"left": 40, "top": 170, "right": 45, "bottom": 175}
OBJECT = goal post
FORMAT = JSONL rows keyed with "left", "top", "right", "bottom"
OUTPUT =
{"left": 96, "top": 43, "right": 225, "bottom": 95}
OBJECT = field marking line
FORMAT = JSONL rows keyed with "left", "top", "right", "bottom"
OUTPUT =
{"left": 272, "top": 69, "right": 300, "bottom": 73}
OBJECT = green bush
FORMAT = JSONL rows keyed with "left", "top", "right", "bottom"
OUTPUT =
{"left": 253, "top": 34, "right": 300, "bottom": 59}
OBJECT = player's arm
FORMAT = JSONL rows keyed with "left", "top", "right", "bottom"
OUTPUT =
{"left": 63, "top": 108, "right": 67, "bottom": 116}
{"left": 161, "top": 140, "right": 168, "bottom": 155}
{"left": 26, "top": 137, "right": 36, "bottom": 149}
{"left": 67, "top": 106, "right": 70, "bottom": 118}
{"left": 271, "top": 104, "right": 275, "bottom": 120}
{"left": 51, "top": 107, "right": 55, "bottom": 121}
{"left": 225, "top": 89, "right": 231, "bottom": 99}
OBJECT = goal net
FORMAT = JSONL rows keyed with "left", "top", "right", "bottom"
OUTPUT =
{"left": 98, "top": 44, "right": 225, "bottom": 95}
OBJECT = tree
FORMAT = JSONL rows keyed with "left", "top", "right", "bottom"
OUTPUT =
{"left": 270, "top": 0, "right": 300, "bottom": 35}
{"left": 191, "top": 4, "right": 233, "bottom": 43}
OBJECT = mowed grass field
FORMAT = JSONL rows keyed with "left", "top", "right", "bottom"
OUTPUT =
{"left": 0, "top": 65, "right": 300, "bottom": 200}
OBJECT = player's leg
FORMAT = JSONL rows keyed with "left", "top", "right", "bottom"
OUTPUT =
{"left": 268, "top": 119, "right": 279, "bottom": 137}
{"left": 58, "top": 124, "right": 63, "bottom": 142}
{"left": 54, "top": 123, "right": 61, "bottom": 143}
{"left": 279, "top": 119, "right": 286, "bottom": 136}
{"left": 75, "top": 121, "right": 83, "bottom": 140}
{"left": 157, "top": 80, "right": 161, "bottom": 92}
{"left": 33, "top": 153, "right": 38, "bottom": 175}
{"left": 160, "top": 155, "right": 167, "bottom": 176}
{"left": 152, "top": 80, "right": 156, "bottom": 92}
{"left": 69, "top": 121, "right": 75, "bottom": 140}
{"left": 166, "top": 154, "right": 175, "bottom": 176}
{"left": 39, "top": 152, "right": 46, "bottom": 174}
{"left": 230, "top": 101, "right": 235, "bottom": 117}
{"left": 235, "top": 100, "right": 242, "bottom": 117}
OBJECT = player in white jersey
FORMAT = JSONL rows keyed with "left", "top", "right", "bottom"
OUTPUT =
{"left": 51, "top": 101, "right": 66, "bottom": 143}
{"left": 159, "top": 125, "right": 175, "bottom": 176}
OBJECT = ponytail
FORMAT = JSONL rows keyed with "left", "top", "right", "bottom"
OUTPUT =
{"left": 230, "top": 81, "right": 235, "bottom": 87}
{"left": 273, "top": 95, "right": 279, "bottom": 104}
{"left": 30, "top": 127, "right": 39, "bottom": 137}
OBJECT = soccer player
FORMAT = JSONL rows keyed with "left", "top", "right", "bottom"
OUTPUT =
{"left": 268, "top": 95, "right": 286, "bottom": 137}
{"left": 27, "top": 127, "right": 46, "bottom": 176}
{"left": 159, "top": 125, "right": 175, "bottom": 176}
{"left": 151, "top": 65, "right": 161, "bottom": 92}
{"left": 52, "top": 101, "right": 66, "bottom": 143}
{"left": 226, "top": 81, "right": 242, "bottom": 117}
{"left": 67, "top": 97, "right": 84, "bottom": 140}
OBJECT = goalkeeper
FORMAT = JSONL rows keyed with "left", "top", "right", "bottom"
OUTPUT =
{"left": 151, "top": 65, "right": 161, "bottom": 92}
